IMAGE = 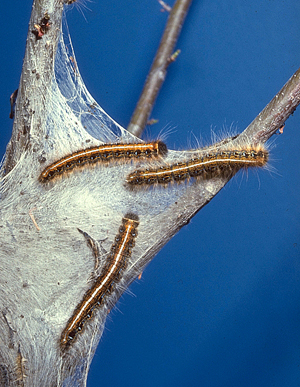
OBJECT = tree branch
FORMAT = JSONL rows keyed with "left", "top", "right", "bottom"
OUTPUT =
{"left": 127, "top": 0, "right": 193, "bottom": 138}
{"left": 240, "top": 67, "right": 300, "bottom": 144}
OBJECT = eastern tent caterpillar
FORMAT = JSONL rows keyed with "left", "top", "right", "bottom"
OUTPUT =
{"left": 60, "top": 213, "right": 139, "bottom": 347}
{"left": 39, "top": 141, "right": 167, "bottom": 183}
{"left": 126, "top": 145, "right": 268, "bottom": 187}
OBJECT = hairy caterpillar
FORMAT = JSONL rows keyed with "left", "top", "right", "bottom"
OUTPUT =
{"left": 60, "top": 213, "right": 139, "bottom": 347}
{"left": 40, "top": 141, "right": 167, "bottom": 183}
{"left": 126, "top": 145, "right": 268, "bottom": 187}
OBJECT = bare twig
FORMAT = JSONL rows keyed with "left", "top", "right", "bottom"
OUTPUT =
{"left": 239, "top": 67, "right": 300, "bottom": 144}
{"left": 127, "top": 0, "right": 193, "bottom": 138}
{"left": 158, "top": 0, "right": 172, "bottom": 12}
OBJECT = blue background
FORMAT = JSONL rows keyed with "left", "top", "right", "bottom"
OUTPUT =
{"left": 1, "top": 1, "right": 300, "bottom": 386}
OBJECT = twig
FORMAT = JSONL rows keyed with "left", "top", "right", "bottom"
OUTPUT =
{"left": 127, "top": 0, "right": 193, "bottom": 138}
{"left": 239, "top": 67, "right": 300, "bottom": 144}
{"left": 29, "top": 208, "right": 40, "bottom": 231}
{"left": 158, "top": 0, "right": 172, "bottom": 12}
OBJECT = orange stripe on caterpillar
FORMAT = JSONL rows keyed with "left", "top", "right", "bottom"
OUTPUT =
{"left": 39, "top": 141, "right": 167, "bottom": 183}
{"left": 60, "top": 213, "right": 139, "bottom": 348}
{"left": 126, "top": 146, "right": 268, "bottom": 186}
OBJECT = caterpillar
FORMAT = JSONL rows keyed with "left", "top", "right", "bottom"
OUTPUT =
{"left": 60, "top": 213, "right": 139, "bottom": 347}
{"left": 126, "top": 145, "right": 269, "bottom": 187}
{"left": 39, "top": 141, "right": 167, "bottom": 183}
